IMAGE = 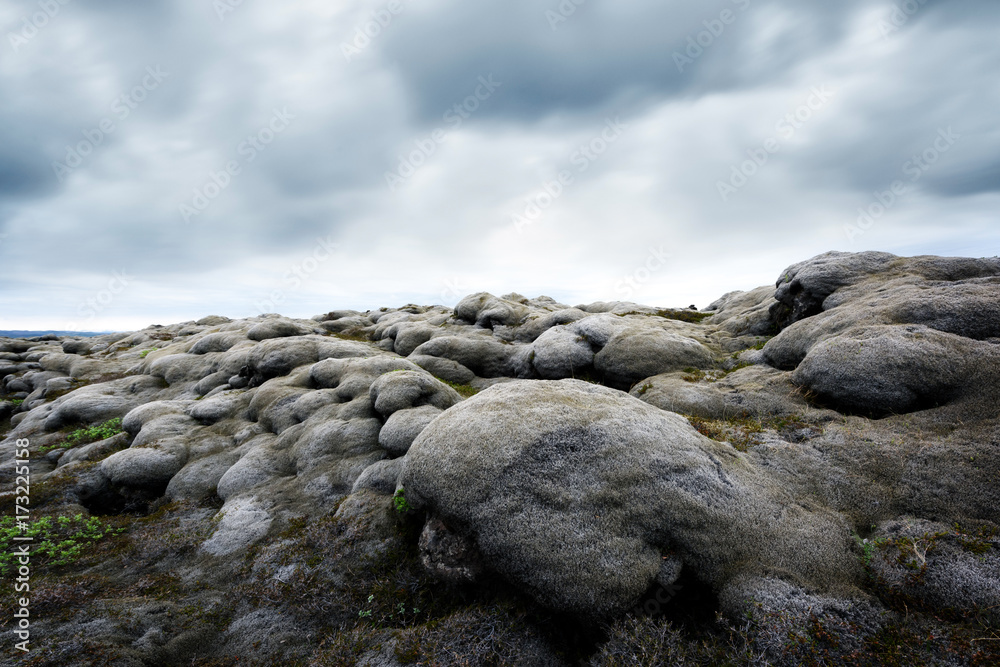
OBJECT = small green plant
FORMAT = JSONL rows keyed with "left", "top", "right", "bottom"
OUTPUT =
{"left": 68, "top": 417, "right": 124, "bottom": 444}
{"left": 357, "top": 593, "right": 420, "bottom": 623}
{"left": 9, "top": 398, "right": 23, "bottom": 406}
{"left": 854, "top": 533, "right": 888, "bottom": 566}
{"left": 138, "top": 349, "right": 156, "bottom": 358}
{"left": 393, "top": 488, "right": 413, "bottom": 514}
{"left": 359, "top": 595, "right": 374, "bottom": 618}
{"left": 39, "top": 417, "right": 124, "bottom": 453}
{"left": 0, "top": 514, "right": 124, "bottom": 574}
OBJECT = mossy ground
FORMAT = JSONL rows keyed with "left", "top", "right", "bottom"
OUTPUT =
{"left": 333, "top": 330, "right": 373, "bottom": 343}
{"left": 595, "top": 603, "right": 1000, "bottom": 667}
{"left": 686, "top": 413, "right": 814, "bottom": 452}
{"left": 437, "top": 378, "right": 480, "bottom": 398}
{"left": 1, "top": 314, "right": 997, "bottom": 664}
{"left": 3, "top": 456, "right": 998, "bottom": 665}
{"left": 229, "top": 505, "right": 599, "bottom": 665}
{"left": 617, "top": 309, "right": 714, "bottom": 324}
{"left": 0, "top": 490, "right": 596, "bottom": 665}
{"left": 654, "top": 309, "right": 714, "bottom": 324}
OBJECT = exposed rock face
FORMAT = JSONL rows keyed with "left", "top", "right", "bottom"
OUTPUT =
{"left": 768, "top": 250, "right": 899, "bottom": 329}
{"left": 0, "top": 250, "right": 997, "bottom": 665}
{"left": 418, "top": 516, "right": 484, "bottom": 585}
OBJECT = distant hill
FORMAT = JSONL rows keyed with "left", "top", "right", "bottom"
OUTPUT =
{"left": 0, "top": 330, "right": 112, "bottom": 339}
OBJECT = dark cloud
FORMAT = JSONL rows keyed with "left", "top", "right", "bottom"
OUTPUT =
{"left": 0, "top": 146, "right": 55, "bottom": 199}
{"left": 925, "top": 161, "right": 1000, "bottom": 198}
{"left": 377, "top": 0, "right": 873, "bottom": 125}
{"left": 0, "top": 0, "right": 998, "bottom": 329}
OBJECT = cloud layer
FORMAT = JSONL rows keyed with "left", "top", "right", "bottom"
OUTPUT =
{"left": 1, "top": 0, "right": 998, "bottom": 330}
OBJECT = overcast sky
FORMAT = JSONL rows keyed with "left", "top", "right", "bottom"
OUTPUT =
{"left": 1, "top": 0, "right": 998, "bottom": 331}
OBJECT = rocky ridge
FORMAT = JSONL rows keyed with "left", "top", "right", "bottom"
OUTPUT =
{"left": 1, "top": 251, "right": 998, "bottom": 665}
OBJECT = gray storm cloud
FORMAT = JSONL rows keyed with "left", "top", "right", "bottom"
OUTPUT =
{"left": 0, "top": 0, "right": 997, "bottom": 330}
